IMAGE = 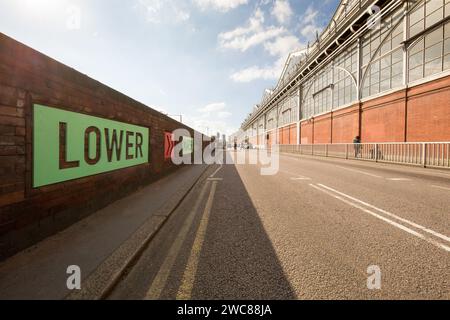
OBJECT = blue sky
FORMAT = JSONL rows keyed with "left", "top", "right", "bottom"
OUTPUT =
{"left": 0, "top": 0, "right": 339, "bottom": 135}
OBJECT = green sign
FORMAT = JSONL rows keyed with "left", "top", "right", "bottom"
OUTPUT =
{"left": 33, "top": 104, "right": 149, "bottom": 188}
{"left": 182, "top": 136, "right": 194, "bottom": 155}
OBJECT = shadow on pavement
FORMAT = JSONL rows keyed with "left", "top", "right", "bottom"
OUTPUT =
{"left": 189, "top": 163, "right": 296, "bottom": 299}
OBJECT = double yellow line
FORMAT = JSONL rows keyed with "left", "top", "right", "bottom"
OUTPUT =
{"left": 145, "top": 166, "right": 222, "bottom": 300}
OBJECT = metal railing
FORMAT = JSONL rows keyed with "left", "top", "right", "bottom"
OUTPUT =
{"left": 278, "top": 143, "right": 450, "bottom": 169}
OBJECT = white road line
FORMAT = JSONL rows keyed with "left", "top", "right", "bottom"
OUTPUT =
{"left": 209, "top": 165, "right": 223, "bottom": 178}
{"left": 207, "top": 178, "right": 223, "bottom": 181}
{"left": 279, "top": 170, "right": 312, "bottom": 180}
{"left": 177, "top": 181, "right": 218, "bottom": 300}
{"left": 145, "top": 181, "right": 211, "bottom": 300}
{"left": 387, "top": 178, "right": 411, "bottom": 181}
{"left": 431, "top": 185, "right": 450, "bottom": 192}
{"left": 335, "top": 165, "right": 383, "bottom": 178}
{"left": 310, "top": 184, "right": 450, "bottom": 253}
{"left": 316, "top": 183, "right": 450, "bottom": 245}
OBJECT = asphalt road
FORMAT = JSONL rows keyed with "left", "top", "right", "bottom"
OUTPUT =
{"left": 108, "top": 151, "right": 450, "bottom": 300}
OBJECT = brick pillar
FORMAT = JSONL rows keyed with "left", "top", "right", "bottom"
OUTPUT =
{"left": 358, "top": 102, "right": 362, "bottom": 141}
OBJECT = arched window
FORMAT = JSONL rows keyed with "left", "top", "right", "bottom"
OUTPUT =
{"left": 257, "top": 117, "right": 265, "bottom": 135}
{"left": 266, "top": 108, "right": 277, "bottom": 130}
{"left": 278, "top": 93, "right": 299, "bottom": 127}
{"left": 301, "top": 77, "right": 315, "bottom": 120}
{"left": 314, "top": 66, "right": 333, "bottom": 114}
{"left": 300, "top": 47, "right": 357, "bottom": 121}
{"left": 409, "top": 0, "right": 448, "bottom": 37}
{"left": 407, "top": 0, "right": 450, "bottom": 82}
{"left": 361, "top": 7, "right": 404, "bottom": 98}
{"left": 333, "top": 44, "right": 358, "bottom": 106}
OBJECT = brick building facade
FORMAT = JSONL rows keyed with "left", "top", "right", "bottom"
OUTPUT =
{"left": 240, "top": 0, "right": 450, "bottom": 146}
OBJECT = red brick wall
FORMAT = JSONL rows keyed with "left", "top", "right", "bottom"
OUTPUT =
{"left": 361, "top": 90, "right": 407, "bottom": 143}
{"left": 407, "top": 76, "right": 450, "bottom": 142}
{"left": 0, "top": 33, "right": 204, "bottom": 259}
{"left": 313, "top": 114, "right": 332, "bottom": 144}
{"left": 257, "top": 134, "right": 262, "bottom": 145}
{"left": 266, "top": 131, "right": 274, "bottom": 146}
{"left": 297, "top": 76, "right": 450, "bottom": 144}
{"left": 332, "top": 104, "right": 360, "bottom": 143}
{"left": 282, "top": 126, "right": 289, "bottom": 144}
{"left": 289, "top": 124, "right": 297, "bottom": 144}
{"left": 300, "top": 121, "right": 313, "bottom": 144}
{"left": 277, "top": 124, "right": 298, "bottom": 145}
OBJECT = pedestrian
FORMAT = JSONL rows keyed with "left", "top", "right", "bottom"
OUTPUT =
{"left": 353, "top": 136, "right": 361, "bottom": 158}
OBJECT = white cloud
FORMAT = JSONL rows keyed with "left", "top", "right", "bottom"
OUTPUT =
{"left": 136, "top": 0, "right": 190, "bottom": 24}
{"left": 173, "top": 7, "right": 190, "bottom": 22}
{"left": 272, "top": 0, "right": 293, "bottom": 25}
{"left": 220, "top": 27, "right": 286, "bottom": 52}
{"left": 218, "top": 111, "right": 232, "bottom": 118}
{"left": 194, "top": 0, "right": 248, "bottom": 12}
{"left": 185, "top": 102, "right": 236, "bottom": 136}
{"left": 218, "top": 8, "right": 286, "bottom": 52}
{"left": 184, "top": 115, "right": 237, "bottom": 136}
{"left": 301, "top": 24, "right": 321, "bottom": 39}
{"left": 198, "top": 102, "right": 227, "bottom": 112}
{"left": 263, "top": 35, "right": 301, "bottom": 57}
{"left": 299, "top": 6, "right": 322, "bottom": 41}
{"left": 149, "top": 102, "right": 235, "bottom": 135}
{"left": 230, "top": 65, "right": 280, "bottom": 82}
{"left": 221, "top": 5, "right": 304, "bottom": 83}
{"left": 230, "top": 34, "right": 302, "bottom": 83}
{"left": 303, "top": 6, "right": 318, "bottom": 24}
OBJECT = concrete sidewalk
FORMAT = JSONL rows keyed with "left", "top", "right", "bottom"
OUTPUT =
{"left": 0, "top": 164, "right": 208, "bottom": 300}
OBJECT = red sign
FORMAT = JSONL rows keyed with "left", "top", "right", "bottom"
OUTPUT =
{"left": 164, "top": 132, "right": 175, "bottom": 160}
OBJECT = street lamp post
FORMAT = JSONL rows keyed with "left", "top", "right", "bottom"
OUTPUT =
{"left": 159, "top": 111, "right": 183, "bottom": 123}
{"left": 169, "top": 115, "right": 183, "bottom": 123}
